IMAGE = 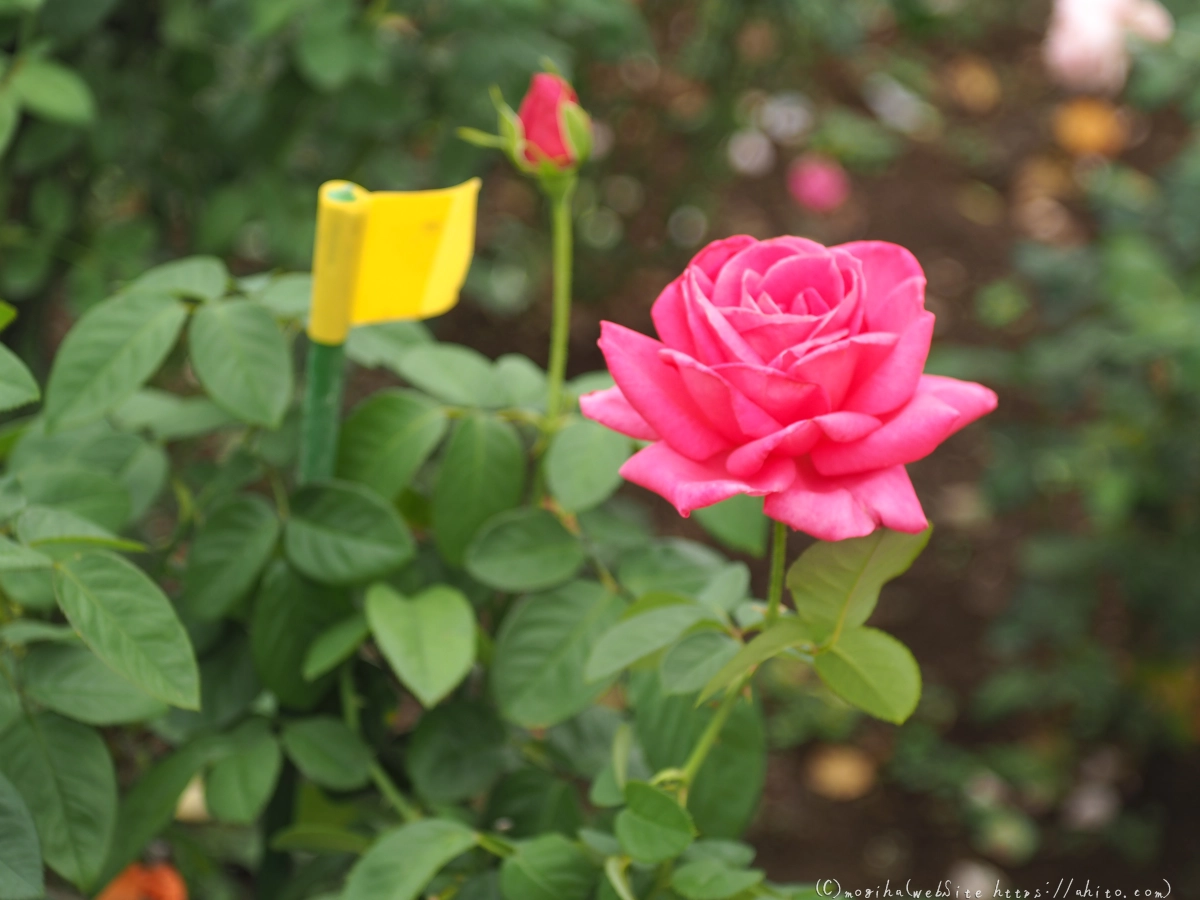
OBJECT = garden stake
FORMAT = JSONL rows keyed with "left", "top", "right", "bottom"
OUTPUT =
{"left": 300, "top": 178, "right": 481, "bottom": 483}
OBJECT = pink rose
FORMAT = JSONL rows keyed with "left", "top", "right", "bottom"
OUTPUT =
{"left": 580, "top": 236, "right": 998, "bottom": 541}
{"left": 788, "top": 155, "right": 851, "bottom": 213}
{"left": 1043, "top": 0, "right": 1173, "bottom": 94}
{"left": 517, "top": 73, "right": 581, "bottom": 168}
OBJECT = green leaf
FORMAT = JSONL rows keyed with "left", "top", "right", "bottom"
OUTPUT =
{"left": 0, "top": 345, "right": 39, "bottom": 414}
{"left": 495, "top": 354, "right": 546, "bottom": 408}
{"left": 21, "top": 643, "right": 168, "bottom": 725}
{"left": 659, "top": 632, "right": 740, "bottom": 697}
{"left": 11, "top": 58, "right": 94, "bottom": 124}
{"left": 585, "top": 597, "right": 719, "bottom": 683}
{"left": 617, "top": 540, "right": 725, "bottom": 597}
{"left": 285, "top": 480, "right": 414, "bottom": 585}
{"left": 671, "top": 859, "right": 763, "bottom": 900}
{"left": 251, "top": 562, "right": 352, "bottom": 709}
{"left": 302, "top": 612, "right": 368, "bottom": 682}
{"left": 44, "top": 292, "right": 188, "bottom": 432}
{"left": 631, "top": 676, "right": 765, "bottom": 838}
{"left": 787, "top": 527, "right": 931, "bottom": 643}
{"left": 113, "top": 389, "right": 238, "bottom": 441}
{"left": 432, "top": 415, "right": 526, "bottom": 566}
{"left": 255, "top": 272, "right": 312, "bottom": 320}
{"left": 344, "top": 321, "right": 432, "bottom": 370}
{"left": 465, "top": 508, "right": 584, "bottom": 592}
{"left": 491, "top": 580, "right": 624, "bottom": 728}
{"left": 0, "top": 92, "right": 18, "bottom": 159}
{"left": 395, "top": 343, "right": 503, "bottom": 407}
{"left": 99, "top": 736, "right": 229, "bottom": 884}
{"left": 180, "top": 494, "right": 280, "bottom": 620}
{"left": 337, "top": 390, "right": 448, "bottom": 500}
{"left": 366, "top": 583, "right": 475, "bottom": 708}
{"left": 485, "top": 769, "right": 583, "bottom": 839}
{"left": 693, "top": 495, "right": 768, "bottom": 558}
{"left": 342, "top": 818, "right": 477, "bottom": 900}
{"left": 206, "top": 720, "right": 282, "bottom": 824}
{"left": 282, "top": 717, "right": 372, "bottom": 791}
{"left": 406, "top": 702, "right": 506, "bottom": 804}
{"left": 0, "top": 536, "right": 51, "bottom": 571}
{"left": 128, "top": 256, "right": 228, "bottom": 301}
{"left": 698, "top": 618, "right": 812, "bottom": 703}
{"left": 17, "top": 465, "right": 130, "bottom": 531}
{"left": 190, "top": 299, "right": 293, "bottom": 427}
{"left": 813, "top": 626, "right": 921, "bottom": 724}
{"left": 0, "top": 713, "right": 115, "bottom": 890}
{"left": 0, "top": 620, "right": 75, "bottom": 645}
{"left": 52, "top": 551, "right": 199, "bottom": 709}
{"left": 0, "top": 771, "right": 43, "bottom": 900}
{"left": 545, "top": 419, "right": 630, "bottom": 513}
{"left": 500, "top": 834, "right": 594, "bottom": 900}
{"left": 15, "top": 505, "right": 138, "bottom": 551}
{"left": 614, "top": 781, "right": 695, "bottom": 865}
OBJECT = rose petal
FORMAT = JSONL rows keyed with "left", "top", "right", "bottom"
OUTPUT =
{"left": 682, "top": 272, "right": 764, "bottom": 366}
{"left": 713, "top": 362, "right": 829, "bottom": 422}
{"left": 787, "top": 333, "right": 897, "bottom": 410}
{"left": 867, "top": 275, "right": 926, "bottom": 335}
{"left": 580, "top": 386, "right": 660, "bottom": 441}
{"left": 813, "top": 411, "right": 882, "bottom": 442}
{"left": 621, "top": 441, "right": 797, "bottom": 516}
{"left": 834, "top": 241, "right": 925, "bottom": 305}
{"left": 842, "top": 311, "right": 935, "bottom": 416}
{"left": 810, "top": 385, "right": 963, "bottom": 477}
{"left": 710, "top": 237, "right": 827, "bottom": 309}
{"left": 918, "top": 374, "right": 999, "bottom": 425}
{"left": 690, "top": 235, "right": 758, "bottom": 280}
{"left": 598, "top": 321, "right": 729, "bottom": 461}
{"left": 763, "top": 461, "right": 927, "bottom": 541}
{"left": 649, "top": 275, "right": 698, "bottom": 358}
{"left": 726, "top": 420, "right": 821, "bottom": 478}
{"left": 758, "top": 254, "right": 845, "bottom": 314}
{"left": 660, "top": 349, "right": 780, "bottom": 441}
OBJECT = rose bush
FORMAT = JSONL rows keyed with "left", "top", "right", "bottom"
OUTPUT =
{"left": 581, "top": 236, "right": 998, "bottom": 541}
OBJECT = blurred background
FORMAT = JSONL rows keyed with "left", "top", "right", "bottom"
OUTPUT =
{"left": 3, "top": 0, "right": 1200, "bottom": 893}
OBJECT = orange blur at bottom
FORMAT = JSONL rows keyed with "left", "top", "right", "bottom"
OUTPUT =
{"left": 96, "top": 863, "right": 188, "bottom": 900}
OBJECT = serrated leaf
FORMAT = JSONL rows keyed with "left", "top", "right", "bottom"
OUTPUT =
{"left": 813, "top": 626, "right": 921, "bottom": 724}
{"left": 432, "top": 415, "right": 526, "bottom": 566}
{"left": 585, "top": 598, "right": 719, "bottom": 683}
{"left": 342, "top": 819, "right": 477, "bottom": 900}
{"left": 614, "top": 781, "right": 694, "bottom": 865}
{"left": 190, "top": 299, "right": 292, "bottom": 427}
{"left": 180, "top": 494, "right": 279, "bottom": 620}
{"left": 52, "top": 551, "right": 199, "bottom": 709}
{"left": 787, "top": 527, "right": 931, "bottom": 643}
{"left": 128, "top": 256, "right": 228, "bottom": 301}
{"left": 465, "top": 508, "right": 584, "bottom": 592}
{"left": 337, "top": 390, "right": 447, "bottom": 500}
{"left": 491, "top": 580, "right": 623, "bottom": 728}
{"left": 302, "top": 612, "right": 368, "bottom": 682}
{"left": 206, "top": 720, "right": 281, "bottom": 824}
{"left": 21, "top": 643, "right": 167, "bottom": 725}
{"left": 0, "top": 771, "right": 43, "bottom": 900}
{"left": 395, "top": 343, "right": 503, "bottom": 407}
{"left": 671, "top": 859, "right": 763, "bottom": 900}
{"left": 44, "top": 292, "right": 188, "bottom": 431}
{"left": 285, "top": 480, "right": 414, "bottom": 585}
{"left": 0, "top": 713, "right": 115, "bottom": 890}
{"left": 11, "top": 58, "right": 94, "bottom": 124}
{"left": 0, "top": 345, "right": 39, "bottom": 414}
{"left": 545, "top": 418, "right": 630, "bottom": 513}
{"left": 366, "top": 583, "right": 475, "bottom": 708}
{"left": 500, "top": 834, "right": 594, "bottom": 900}
{"left": 282, "top": 717, "right": 372, "bottom": 791}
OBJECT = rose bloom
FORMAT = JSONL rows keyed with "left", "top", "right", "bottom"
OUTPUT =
{"left": 517, "top": 72, "right": 579, "bottom": 168}
{"left": 1043, "top": 0, "right": 1173, "bottom": 94}
{"left": 788, "top": 155, "right": 851, "bottom": 213}
{"left": 580, "top": 236, "right": 998, "bottom": 542}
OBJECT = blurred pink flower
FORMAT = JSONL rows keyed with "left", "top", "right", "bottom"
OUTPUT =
{"left": 1043, "top": 0, "right": 1173, "bottom": 94}
{"left": 580, "top": 236, "right": 997, "bottom": 541}
{"left": 787, "top": 155, "right": 850, "bottom": 214}
{"left": 517, "top": 73, "right": 580, "bottom": 168}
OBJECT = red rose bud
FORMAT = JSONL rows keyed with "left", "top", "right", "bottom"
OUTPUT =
{"left": 517, "top": 73, "right": 591, "bottom": 169}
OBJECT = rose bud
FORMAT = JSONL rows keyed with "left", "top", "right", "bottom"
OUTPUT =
{"left": 517, "top": 72, "right": 592, "bottom": 170}
{"left": 788, "top": 154, "right": 851, "bottom": 214}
